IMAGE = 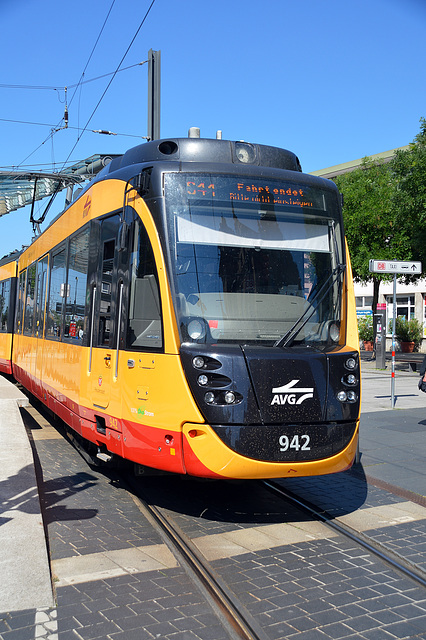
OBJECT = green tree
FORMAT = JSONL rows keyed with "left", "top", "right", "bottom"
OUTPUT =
{"left": 333, "top": 157, "right": 412, "bottom": 312}
{"left": 333, "top": 118, "right": 426, "bottom": 313}
{"left": 391, "top": 118, "right": 426, "bottom": 266}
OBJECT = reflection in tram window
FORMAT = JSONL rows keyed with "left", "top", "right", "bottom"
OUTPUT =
{"left": 46, "top": 247, "right": 66, "bottom": 340}
{"left": 0, "top": 280, "right": 10, "bottom": 332}
{"left": 23, "top": 262, "right": 36, "bottom": 336}
{"left": 64, "top": 228, "right": 89, "bottom": 343}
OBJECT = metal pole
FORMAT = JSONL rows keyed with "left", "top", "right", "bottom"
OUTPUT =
{"left": 147, "top": 49, "right": 161, "bottom": 141}
{"left": 391, "top": 273, "right": 396, "bottom": 407}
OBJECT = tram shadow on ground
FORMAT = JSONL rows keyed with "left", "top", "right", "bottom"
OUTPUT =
{"left": 133, "top": 461, "right": 369, "bottom": 526}
{"left": 21, "top": 406, "right": 99, "bottom": 526}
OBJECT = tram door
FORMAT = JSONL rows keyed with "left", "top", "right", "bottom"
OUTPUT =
{"left": 89, "top": 214, "right": 120, "bottom": 409}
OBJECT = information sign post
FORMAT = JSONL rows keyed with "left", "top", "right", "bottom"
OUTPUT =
{"left": 369, "top": 260, "right": 422, "bottom": 408}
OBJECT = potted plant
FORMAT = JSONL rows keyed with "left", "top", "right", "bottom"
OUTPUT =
{"left": 394, "top": 316, "right": 423, "bottom": 352}
{"left": 358, "top": 315, "right": 374, "bottom": 350}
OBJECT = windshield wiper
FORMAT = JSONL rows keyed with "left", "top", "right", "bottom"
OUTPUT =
{"left": 273, "top": 263, "right": 346, "bottom": 348}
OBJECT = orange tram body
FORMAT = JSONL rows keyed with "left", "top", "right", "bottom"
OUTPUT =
{"left": 0, "top": 136, "right": 360, "bottom": 479}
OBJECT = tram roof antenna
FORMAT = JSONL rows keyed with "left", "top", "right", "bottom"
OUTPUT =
{"left": 188, "top": 127, "right": 200, "bottom": 138}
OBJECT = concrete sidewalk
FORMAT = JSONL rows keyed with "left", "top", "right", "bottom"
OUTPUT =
{"left": 359, "top": 355, "right": 426, "bottom": 497}
{"left": 0, "top": 376, "right": 54, "bottom": 613}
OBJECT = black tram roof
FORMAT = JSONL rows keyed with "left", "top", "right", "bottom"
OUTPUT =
{"left": 99, "top": 137, "right": 303, "bottom": 176}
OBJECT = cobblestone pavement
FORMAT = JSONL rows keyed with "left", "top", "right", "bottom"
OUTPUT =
{"left": 1, "top": 396, "right": 426, "bottom": 640}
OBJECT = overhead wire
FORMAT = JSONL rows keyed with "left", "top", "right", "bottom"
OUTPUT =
{"left": 60, "top": 0, "right": 158, "bottom": 171}
{"left": 0, "top": 118, "right": 146, "bottom": 139}
{"left": 1, "top": 0, "right": 122, "bottom": 228}
{"left": 0, "top": 62, "right": 147, "bottom": 92}
{"left": 10, "top": 0, "right": 119, "bottom": 172}
{"left": 2, "top": 0, "right": 158, "bottom": 199}
{"left": 15, "top": 0, "right": 118, "bottom": 171}
{"left": 66, "top": 0, "right": 116, "bottom": 113}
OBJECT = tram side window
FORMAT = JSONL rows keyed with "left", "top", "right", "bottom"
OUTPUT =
{"left": 63, "top": 228, "right": 89, "bottom": 343}
{"left": 23, "top": 263, "right": 36, "bottom": 336}
{"left": 95, "top": 214, "right": 121, "bottom": 348}
{"left": 99, "top": 237, "right": 115, "bottom": 346}
{"left": 46, "top": 247, "right": 67, "bottom": 340}
{"left": 15, "top": 271, "right": 26, "bottom": 334}
{"left": 35, "top": 256, "right": 48, "bottom": 339}
{"left": 0, "top": 280, "right": 10, "bottom": 332}
{"left": 127, "top": 219, "right": 162, "bottom": 349}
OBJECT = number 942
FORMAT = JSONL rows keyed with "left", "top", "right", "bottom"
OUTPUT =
{"left": 279, "top": 434, "right": 310, "bottom": 452}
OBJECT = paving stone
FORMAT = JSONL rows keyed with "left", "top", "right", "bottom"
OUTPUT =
{"left": 309, "top": 608, "right": 349, "bottom": 626}
{"left": 411, "top": 616, "right": 426, "bottom": 632}
{"left": 344, "top": 614, "right": 383, "bottom": 632}
{"left": 108, "top": 628, "right": 153, "bottom": 640}
{"left": 382, "top": 619, "right": 426, "bottom": 638}
{"left": 319, "top": 622, "right": 358, "bottom": 639}
{"left": 0, "top": 628, "right": 35, "bottom": 640}
{"left": 0, "top": 612, "right": 35, "bottom": 631}
{"left": 359, "top": 628, "right": 396, "bottom": 640}
{"left": 194, "top": 624, "right": 230, "bottom": 640}
{"left": 70, "top": 620, "right": 122, "bottom": 639}
{"left": 267, "top": 619, "right": 299, "bottom": 639}
{"left": 286, "top": 615, "right": 318, "bottom": 632}
{"left": 299, "top": 599, "right": 334, "bottom": 615}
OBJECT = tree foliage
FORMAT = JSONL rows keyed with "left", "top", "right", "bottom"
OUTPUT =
{"left": 332, "top": 118, "right": 426, "bottom": 311}
{"left": 392, "top": 118, "right": 426, "bottom": 264}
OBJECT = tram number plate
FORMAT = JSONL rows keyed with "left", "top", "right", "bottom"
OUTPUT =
{"left": 279, "top": 434, "right": 311, "bottom": 452}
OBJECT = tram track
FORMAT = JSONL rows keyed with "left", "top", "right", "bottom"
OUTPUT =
{"left": 262, "top": 479, "right": 426, "bottom": 590}
{"left": 125, "top": 475, "right": 270, "bottom": 640}
{"left": 123, "top": 472, "right": 426, "bottom": 640}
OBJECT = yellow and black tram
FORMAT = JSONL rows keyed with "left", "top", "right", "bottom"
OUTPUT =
{"left": 3, "top": 135, "right": 360, "bottom": 479}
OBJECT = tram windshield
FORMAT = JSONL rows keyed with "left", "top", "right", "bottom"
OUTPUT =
{"left": 165, "top": 173, "right": 345, "bottom": 347}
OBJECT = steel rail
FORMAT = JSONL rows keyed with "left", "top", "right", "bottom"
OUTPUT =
{"left": 262, "top": 480, "right": 426, "bottom": 589}
{"left": 127, "top": 480, "right": 270, "bottom": 640}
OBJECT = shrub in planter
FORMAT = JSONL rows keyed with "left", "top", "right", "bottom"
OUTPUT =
{"left": 358, "top": 315, "right": 374, "bottom": 343}
{"left": 394, "top": 316, "right": 423, "bottom": 351}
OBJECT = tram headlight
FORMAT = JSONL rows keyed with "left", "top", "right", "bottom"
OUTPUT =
{"left": 337, "top": 390, "right": 347, "bottom": 402}
{"left": 347, "top": 390, "right": 358, "bottom": 402}
{"left": 224, "top": 391, "right": 236, "bottom": 404}
{"left": 205, "top": 392, "right": 215, "bottom": 404}
{"left": 235, "top": 142, "right": 256, "bottom": 164}
{"left": 329, "top": 322, "right": 340, "bottom": 343}
{"left": 192, "top": 356, "right": 205, "bottom": 369}
{"left": 187, "top": 319, "right": 206, "bottom": 341}
{"left": 342, "top": 374, "right": 357, "bottom": 385}
{"left": 198, "top": 374, "right": 208, "bottom": 386}
{"left": 345, "top": 357, "right": 357, "bottom": 370}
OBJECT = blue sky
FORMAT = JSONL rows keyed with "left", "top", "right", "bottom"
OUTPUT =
{"left": 0, "top": 0, "right": 425, "bottom": 260}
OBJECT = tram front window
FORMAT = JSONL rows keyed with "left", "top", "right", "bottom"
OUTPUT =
{"left": 165, "top": 174, "right": 344, "bottom": 347}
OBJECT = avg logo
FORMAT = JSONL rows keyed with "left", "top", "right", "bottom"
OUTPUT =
{"left": 271, "top": 380, "right": 314, "bottom": 406}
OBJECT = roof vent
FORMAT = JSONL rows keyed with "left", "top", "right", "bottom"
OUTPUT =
{"left": 188, "top": 127, "right": 201, "bottom": 138}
